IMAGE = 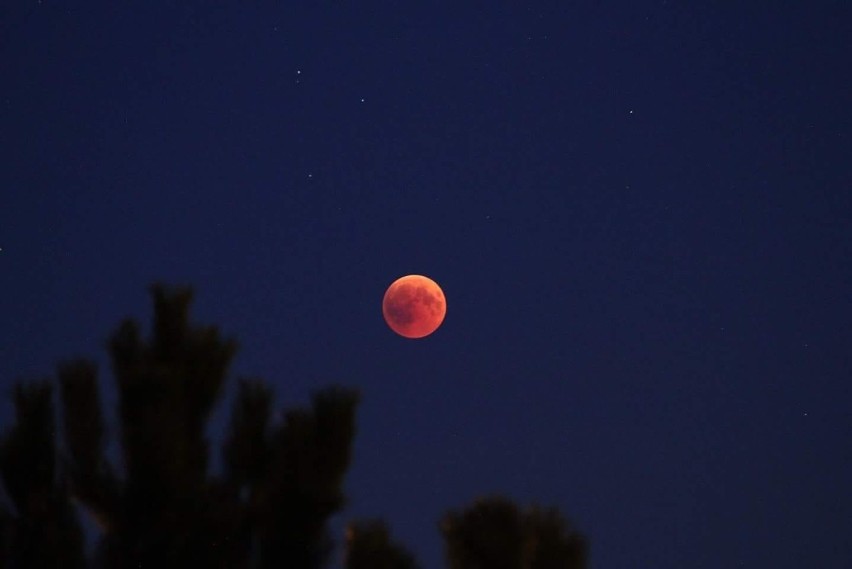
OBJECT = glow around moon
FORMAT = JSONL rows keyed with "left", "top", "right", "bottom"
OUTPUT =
{"left": 382, "top": 274, "right": 446, "bottom": 339}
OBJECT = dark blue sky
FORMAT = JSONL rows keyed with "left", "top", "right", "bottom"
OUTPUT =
{"left": 2, "top": 3, "right": 851, "bottom": 567}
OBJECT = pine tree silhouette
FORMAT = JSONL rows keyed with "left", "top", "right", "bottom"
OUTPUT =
{"left": 0, "top": 382, "right": 86, "bottom": 568}
{"left": 344, "top": 519, "right": 420, "bottom": 569}
{"left": 0, "top": 284, "right": 357, "bottom": 568}
{"left": 0, "top": 284, "right": 587, "bottom": 568}
{"left": 441, "top": 496, "right": 587, "bottom": 568}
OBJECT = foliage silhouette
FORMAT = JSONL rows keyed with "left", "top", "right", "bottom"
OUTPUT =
{"left": 0, "top": 284, "right": 587, "bottom": 568}
{"left": 344, "top": 519, "right": 420, "bottom": 569}
{"left": 441, "top": 495, "right": 587, "bottom": 569}
{"left": 0, "top": 381, "right": 86, "bottom": 568}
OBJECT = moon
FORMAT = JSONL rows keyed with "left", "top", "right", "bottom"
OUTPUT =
{"left": 382, "top": 274, "right": 446, "bottom": 339}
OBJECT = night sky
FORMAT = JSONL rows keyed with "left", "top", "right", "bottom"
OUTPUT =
{"left": 2, "top": 3, "right": 851, "bottom": 567}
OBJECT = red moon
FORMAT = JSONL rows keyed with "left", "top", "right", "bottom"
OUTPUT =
{"left": 382, "top": 274, "right": 446, "bottom": 339}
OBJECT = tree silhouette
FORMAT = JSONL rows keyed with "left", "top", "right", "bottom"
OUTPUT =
{"left": 344, "top": 519, "right": 420, "bottom": 569}
{"left": 0, "top": 284, "right": 587, "bottom": 568}
{"left": 0, "top": 381, "right": 86, "bottom": 568}
{"left": 441, "top": 496, "right": 587, "bottom": 569}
